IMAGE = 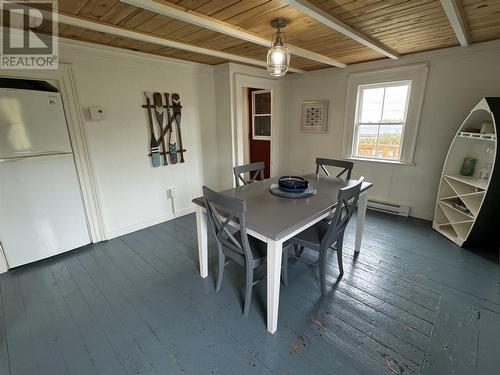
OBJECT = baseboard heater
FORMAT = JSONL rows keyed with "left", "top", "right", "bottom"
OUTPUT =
{"left": 366, "top": 199, "right": 410, "bottom": 217}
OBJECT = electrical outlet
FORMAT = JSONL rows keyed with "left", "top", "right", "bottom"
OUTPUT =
{"left": 167, "top": 187, "right": 176, "bottom": 198}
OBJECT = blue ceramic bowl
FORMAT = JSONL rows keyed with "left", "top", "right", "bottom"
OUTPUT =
{"left": 278, "top": 176, "right": 309, "bottom": 193}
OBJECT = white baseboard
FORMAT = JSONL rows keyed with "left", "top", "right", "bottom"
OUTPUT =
{"left": 105, "top": 206, "right": 196, "bottom": 240}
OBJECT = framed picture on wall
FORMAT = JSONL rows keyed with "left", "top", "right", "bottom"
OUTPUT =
{"left": 300, "top": 100, "right": 328, "bottom": 133}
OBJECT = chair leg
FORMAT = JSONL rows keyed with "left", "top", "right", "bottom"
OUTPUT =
{"left": 216, "top": 251, "right": 225, "bottom": 292}
{"left": 336, "top": 238, "right": 344, "bottom": 277}
{"left": 243, "top": 264, "right": 253, "bottom": 317}
{"left": 319, "top": 247, "right": 328, "bottom": 296}
{"left": 281, "top": 247, "right": 288, "bottom": 287}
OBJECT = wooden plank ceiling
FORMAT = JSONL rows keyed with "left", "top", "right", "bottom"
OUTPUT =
{"left": 38, "top": 1, "right": 500, "bottom": 70}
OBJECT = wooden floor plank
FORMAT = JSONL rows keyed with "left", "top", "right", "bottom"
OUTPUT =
{"left": 476, "top": 308, "right": 500, "bottom": 374}
{"left": 63, "top": 255, "right": 159, "bottom": 375}
{"left": 0, "top": 273, "right": 40, "bottom": 375}
{"left": 0, "top": 279, "right": 11, "bottom": 375}
{"left": 287, "top": 261, "right": 427, "bottom": 362}
{"left": 422, "top": 293, "right": 480, "bottom": 374}
{"left": 17, "top": 266, "right": 98, "bottom": 375}
{"left": 49, "top": 261, "right": 130, "bottom": 375}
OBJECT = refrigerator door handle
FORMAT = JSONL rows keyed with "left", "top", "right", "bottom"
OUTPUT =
{"left": 0, "top": 151, "right": 72, "bottom": 162}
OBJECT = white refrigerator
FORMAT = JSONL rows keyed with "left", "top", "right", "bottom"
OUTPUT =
{"left": 0, "top": 86, "right": 90, "bottom": 268}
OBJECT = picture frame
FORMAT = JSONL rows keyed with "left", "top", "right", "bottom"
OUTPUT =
{"left": 300, "top": 100, "right": 328, "bottom": 133}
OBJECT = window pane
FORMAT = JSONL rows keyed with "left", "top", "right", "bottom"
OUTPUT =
{"left": 356, "top": 125, "right": 378, "bottom": 158}
{"left": 360, "top": 87, "right": 384, "bottom": 123}
{"left": 382, "top": 85, "right": 409, "bottom": 123}
{"left": 254, "top": 92, "right": 271, "bottom": 114}
{"left": 376, "top": 125, "right": 402, "bottom": 160}
{"left": 254, "top": 115, "right": 271, "bottom": 137}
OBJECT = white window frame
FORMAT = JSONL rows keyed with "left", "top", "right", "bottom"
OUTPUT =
{"left": 251, "top": 89, "right": 272, "bottom": 141}
{"left": 352, "top": 80, "right": 411, "bottom": 161}
{"left": 343, "top": 63, "right": 429, "bottom": 165}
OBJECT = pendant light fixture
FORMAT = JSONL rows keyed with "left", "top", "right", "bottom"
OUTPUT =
{"left": 267, "top": 19, "right": 290, "bottom": 77}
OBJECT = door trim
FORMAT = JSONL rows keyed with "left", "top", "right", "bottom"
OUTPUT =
{"left": 0, "top": 64, "right": 106, "bottom": 247}
{"left": 234, "top": 74, "right": 281, "bottom": 181}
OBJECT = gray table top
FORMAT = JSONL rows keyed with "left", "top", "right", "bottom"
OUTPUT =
{"left": 193, "top": 174, "right": 372, "bottom": 241}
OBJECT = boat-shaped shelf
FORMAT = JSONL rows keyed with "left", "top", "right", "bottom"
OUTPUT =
{"left": 433, "top": 98, "right": 500, "bottom": 248}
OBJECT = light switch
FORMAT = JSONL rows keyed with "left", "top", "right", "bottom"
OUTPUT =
{"left": 89, "top": 107, "right": 105, "bottom": 121}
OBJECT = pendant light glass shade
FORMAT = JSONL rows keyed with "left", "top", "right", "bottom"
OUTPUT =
{"left": 267, "top": 24, "right": 290, "bottom": 77}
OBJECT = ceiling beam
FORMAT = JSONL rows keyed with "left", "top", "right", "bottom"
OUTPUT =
{"left": 282, "top": 0, "right": 400, "bottom": 60}
{"left": 121, "top": 0, "right": 347, "bottom": 68}
{"left": 58, "top": 13, "right": 306, "bottom": 72}
{"left": 439, "top": 0, "right": 470, "bottom": 47}
{"left": 18, "top": 4, "right": 305, "bottom": 73}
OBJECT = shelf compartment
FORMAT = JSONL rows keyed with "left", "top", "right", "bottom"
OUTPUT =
{"left": 444, "top": 175, "right": 488, "bottom": 192}
{"left": 434, "top": 204, "right": 450, "bottom": 226}
{"left": 438, "top": 178, "right": 458, "bottom": 199}
{"left": 451, "top": 221, "right": 473, "bottom": 240}
{"left": 434, "top": 223, "right": 460, "bottom": 243}
{"left": 439, "top": 201, "right": 474, "bottom": 221}
{"left": 460, "top": 192, "right": 485, "bottom": 216}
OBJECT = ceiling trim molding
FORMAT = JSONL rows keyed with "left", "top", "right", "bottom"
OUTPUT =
{"left": 282, "top": 0, "right": 400, "bottom": 60}
{"left": 120, "top": 0, "right": 347, "bottom": 68}
{"left": 439, "top": 0, "right": 470, "bottom": 47}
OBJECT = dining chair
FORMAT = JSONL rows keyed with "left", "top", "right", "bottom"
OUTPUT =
{"left": 290, "top": 177, "right": 364, "bottom": 295}
{"left": 233, "top": 161, "right": 265, "bottom": 187}
{"left": 316, "top": 158, "right": 354, "bottom": 180}
{"left": 203, "top": 186, "right": 288, "bottom": 316}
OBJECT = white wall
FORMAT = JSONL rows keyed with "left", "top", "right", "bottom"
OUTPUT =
{"left": 283, "top": 40, "right": 500, "bottom": 220}
{"left": 59, "top": 42, "right": 218, "bottom": 239}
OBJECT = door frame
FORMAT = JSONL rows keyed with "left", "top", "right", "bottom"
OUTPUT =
{"left": 0, "top": 64, "right": 106, "bottom": 249}
{"left": 234, "top": 74, "right": 281, "bottom": 180}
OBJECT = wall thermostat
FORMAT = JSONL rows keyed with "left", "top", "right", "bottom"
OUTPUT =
{"left": 89, "top": 107, "right": 105, "bottom": 121}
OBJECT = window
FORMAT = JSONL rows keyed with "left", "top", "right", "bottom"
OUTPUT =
{"left": 252, "top": 90, "right": 271, "bottom": 140}
{"left": 343, "top": 64, "right": 429, "bottom": 165}
{"left": 353, "top": 81, "right": 410, "bottom": 161}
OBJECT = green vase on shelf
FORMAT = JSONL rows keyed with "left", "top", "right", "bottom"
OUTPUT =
{"left": 460, "top": 157, "right": 477, "bottom": 176}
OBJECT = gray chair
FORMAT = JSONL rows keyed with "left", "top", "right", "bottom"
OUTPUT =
{"left": 290, "top": 177, "right": 364, "bottom": 295}
{"left": 203, "top": 186, "right": 288, "bottom": 316}
{"left": 316, "top": 158, "right": 353, "bottom": 180}
{"left": 233, "top": 162, "right": 265, "bottom": 187}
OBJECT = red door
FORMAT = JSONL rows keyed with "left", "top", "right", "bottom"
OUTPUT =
{"left": 248, "top": 88, "right": 271, "bottom": 179}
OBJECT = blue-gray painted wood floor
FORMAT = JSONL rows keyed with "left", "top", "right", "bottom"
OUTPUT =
{"left": 1, "top": 211, "right": 499, "bottom": 375}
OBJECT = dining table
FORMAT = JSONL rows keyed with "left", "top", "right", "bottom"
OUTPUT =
{"left": 192, "top": 174, "right": 373, "bottom": 334}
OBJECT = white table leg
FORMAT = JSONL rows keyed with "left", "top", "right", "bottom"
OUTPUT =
{"left": 266, "top": 238, "right": 283, "bottom": 334}
{"left": 196, "top": 206, "right": 208, "bottom": 278}
{"left": 355, "top": 191, "right": 368, "bottom": 253}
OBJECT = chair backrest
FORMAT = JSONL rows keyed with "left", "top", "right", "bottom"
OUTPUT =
{"left": 315, "top": 158, "right": 353, "bottom": 180}
{"left": 321, "top": 177, "right": 364, "bottom": 250}
{"left": 202, "top": 186, "right": 253, "bottom": 261}
{"left": 233, "top": 162, "right": 265, "bottom": 187}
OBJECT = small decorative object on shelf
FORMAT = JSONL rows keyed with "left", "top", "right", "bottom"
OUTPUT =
{"left": 460, "top": 157, "right": 476, "bottom": 176}
{"left": 433, "top": 98, "right": 500, "bottom": 249}
{"left": 480, "top": 120, "right": 494, "bottom": 134}
{"left": 141, "top": 91, "right": 186, "bottom": 167}
{"left": 478, "top": 163, "right": 492, "bottom": 181}
{"left": 300, "top": 100, "right": 328, "bottom": 133}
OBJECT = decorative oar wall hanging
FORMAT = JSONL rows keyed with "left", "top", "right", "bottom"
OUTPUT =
{"left": 142, "top": 91, "right": 186, "bottom": 167}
